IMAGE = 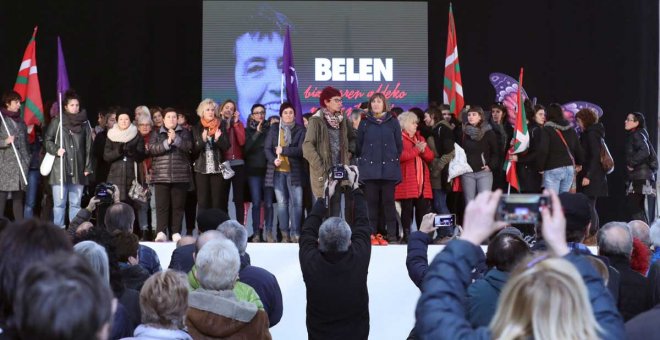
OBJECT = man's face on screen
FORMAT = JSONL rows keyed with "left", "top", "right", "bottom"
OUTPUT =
{"left": 235, "top": 32, "right": 284, "bottom": 122}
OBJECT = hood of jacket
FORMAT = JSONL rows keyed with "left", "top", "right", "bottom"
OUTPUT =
{"left": 484, "top": 268, "right": 509, "bottom": 291}
{"left": 187, "top": 288, "right": 259, "bottom": 337}
{"left": 128, "top": 325, "right": 192, "bottom": 340}
{"left": 585, "top": 122, "right": 605, "bottom": 137}
{"left": 545, "top": 120, "right": 572, "bottom": 131}
{"left": 107, "top": 124, "right": 138, "bottom": 143}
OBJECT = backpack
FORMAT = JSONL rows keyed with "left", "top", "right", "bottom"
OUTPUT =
{"left": 599, "top": 138, "right": 615, "bottom": 174}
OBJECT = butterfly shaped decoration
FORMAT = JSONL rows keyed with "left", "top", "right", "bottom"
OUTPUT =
{"left": 489, "top": 72, "right": 604, "bottom": 133}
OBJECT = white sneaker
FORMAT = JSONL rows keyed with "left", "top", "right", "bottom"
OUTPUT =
{"left": 155, "top": 232, "right": 168, "bottom": 242}
{"left": 172, "top": 233, "right": 181, "bottom": 243}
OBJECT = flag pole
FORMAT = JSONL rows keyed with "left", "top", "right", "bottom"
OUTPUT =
{"left": 58, "top": 92, "right": 64, "bottom": 200}
{"left": 0, "top": 112, "right": 28, "bottom": 186}
{"left": 277, "top": 75, "right": 284, "bottom": 161}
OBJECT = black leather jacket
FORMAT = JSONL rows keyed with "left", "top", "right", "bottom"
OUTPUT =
{"left": 43, "top": 113, "right": 94, "bottom": 185}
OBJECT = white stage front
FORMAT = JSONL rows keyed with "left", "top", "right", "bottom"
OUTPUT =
{"left": 145, "top": 242, "right": 445, "bottom": 340}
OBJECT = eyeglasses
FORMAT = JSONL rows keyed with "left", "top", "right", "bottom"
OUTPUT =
{"left": 252, "top": 111, "right": 265, "bottom": 115}
{"left": 331, "top": 98, "right": 343, "bottom": 103}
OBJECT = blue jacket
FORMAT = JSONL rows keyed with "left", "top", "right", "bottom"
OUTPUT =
{"left": 415, "top": 240, "right": 624, "bottom": 340}
{"left": 356, "top": 113, "right": 402, "bottom": 182}
{"left": 466, "top": 268, "right": 508, "bottom": 328}
{"left": 264, "top": 123, "right": 306, "bottom": 188}
{"left": 240, "top": 253, "right": 283, "bottom": 327}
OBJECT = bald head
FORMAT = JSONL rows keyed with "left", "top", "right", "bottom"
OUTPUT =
{"left": 597, "top": 222, "right": 633, "bottom": 258}
{"left": 628, "top": 220, "right": 651, "bottom": 247}
{"left": 195, "top": 230, "right": 225, "bottom": 254}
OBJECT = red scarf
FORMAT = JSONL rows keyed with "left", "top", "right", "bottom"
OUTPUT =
{"left": 201, "top": 117, "right": 220, "bottom": 136}
{"left": 404, "top": 132, "right": 425, "bottom": 197}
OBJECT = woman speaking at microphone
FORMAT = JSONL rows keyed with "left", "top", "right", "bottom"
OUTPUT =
{"left": 148, "top": 108, "right": 193, "bottom": 242}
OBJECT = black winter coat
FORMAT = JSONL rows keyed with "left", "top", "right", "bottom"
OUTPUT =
{"left": 538, "top": 121, "right": 584, "bottom": 171}
{"left": 430, "top": 120, "right": 456, "bottom": 191}
{"left": 264, "top": 123, "right": 305, "bottom": 188}
{"left": 244, "top": 120, "right": 269, "bottom": 177}
{"left": 516, "top": 122, "right": 543, "bottom": 193}
{"left": 44, "top": 114, "right": 94, "bottom": 185}
{"left": 147, "top": 125, "right": 193, "bottom": 183}
{"left": 191, "top": 122, "right": 230, "bottom": 174}
{"left": 577, "top": 123, "right": 608, "bottom": 197}
{"left": 461, "top": 127, "right": 499, "bottom": 173}
{"left": 625, "top": 128, "right": 657, "bottom": 181}
{"left": 355, "top": 113, "right": 403, "bottom": 182}
{"left": 103, "top": 126, "right": 146, "bottom": 201}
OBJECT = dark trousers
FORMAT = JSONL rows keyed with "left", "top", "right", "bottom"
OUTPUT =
{"left": 400, "top": 197, "right": 431, "bottom": 238}
{"left": 196, "top": 172, "right": 223, "bottom": 210}
{"left": 364, "top": 180, "right": 397, "bottom": 237}
{"left": 588, "top": 196, "right": 600, "bottom": 236}
{"left": 627, "top": 193, "right": 652, "bottom": 223}
{"left": 154, "top": 182, "right": 188, "bottom": 234}
{"left": 0, "top": 191, "right": 24, "bottom": 221}
{"left": 219, "top": 164, "right": 246, "bottom": 224}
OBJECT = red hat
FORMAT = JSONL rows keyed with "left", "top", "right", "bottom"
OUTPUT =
{"left": 319, "top": 86, "right": 341, "bottom": 108}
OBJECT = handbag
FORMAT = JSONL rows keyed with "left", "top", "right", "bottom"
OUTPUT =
{"left": 129, "top": 161, "right": 151, "bottom": 203}
{"left": 599, "top": 138, "right": 615, "bottom": 174}
{"left": 219, "top": 161, "right": 235, "bottom": 180}
{"left": 448, "top": 143, "right": 473, "bottom": 182}
{"left": 40, "top": 126, "right": 60, "bottom": 176}
{"left": 555, "top": 130, "right": 577, "bottom": 193}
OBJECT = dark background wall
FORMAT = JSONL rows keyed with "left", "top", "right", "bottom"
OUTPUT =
{"left": 0, "top": 0, "right": 657, "bottom": 223}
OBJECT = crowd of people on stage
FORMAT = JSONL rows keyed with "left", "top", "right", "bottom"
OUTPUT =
{"left": 1, "top": 85, "right": 660, "bottom": 339}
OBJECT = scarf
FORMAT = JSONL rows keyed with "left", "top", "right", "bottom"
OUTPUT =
{"left": 404, "top": 132, "right": 425, "bottom": 197}
{"left": 280, "top": 121, "right": 295, "bottom": 146}
{"left": 201, "top": 116, "right": 220, "bottom": 136}
{"left": 322, "top": 108, "right": 342, "bottom": 130}
{"left": 464, "top": 123, "right": 491, "bottom": 141}
{"left": 62, "top": 110, "right": 88, "bottom": 133}
{"left": 107, "top": 124, "right": 138, "bottom": 143}
{"left": 368, "top": 111, "right": 387, "bottom": 124}
{"left": 544, "top": 120, "right": 572, "bottom": 131}
{"left": 0, "top": 108, "right": 21, "bottom": 123}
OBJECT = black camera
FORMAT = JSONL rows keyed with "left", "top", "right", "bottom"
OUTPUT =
{"left": 95, "top": 183, "right": 115, "bottom": 204}
{"left": 330, "top": 164, "right": 348, "bottom": 180}
{"left": 496, "top": 194, "right": 550, "bottom": 224}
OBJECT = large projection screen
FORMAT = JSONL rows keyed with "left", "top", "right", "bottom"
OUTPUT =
{"left": 203, "top": 1, "right": 428, "bottom": 121}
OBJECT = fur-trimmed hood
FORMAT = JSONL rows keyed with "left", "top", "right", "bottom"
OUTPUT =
{"left": 107, "top": 124, "right": 138, "bottom": 143}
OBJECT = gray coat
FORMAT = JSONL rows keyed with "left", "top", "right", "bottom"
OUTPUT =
{"left": 0, "top": 114, "right": 29, "bottom": 191}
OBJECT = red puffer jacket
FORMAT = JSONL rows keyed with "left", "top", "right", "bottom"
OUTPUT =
{"left": 395, "top": 131, "right": 434, "bottom": 200}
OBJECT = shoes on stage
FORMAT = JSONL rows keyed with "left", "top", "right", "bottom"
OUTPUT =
{"left": 266, "top": 233, "right": 276, "bottom": 243}
{"left": 141, "top": 229, "right": 153, "bottom": 242}
{"left": 371, "top": 234, "right": 388, "bottom": 246}
{"left": 281, "top": 235, "right": 291, "bottom": 243}
{"left": 172, "top": 233, "right": 182, "bottom": 243}
{"left": 155, "top": 232, "right": 168, "bottom": 242}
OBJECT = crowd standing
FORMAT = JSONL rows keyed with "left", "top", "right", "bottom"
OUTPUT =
{"left": 0, "top": 85, "right": 659, "bottom": 339}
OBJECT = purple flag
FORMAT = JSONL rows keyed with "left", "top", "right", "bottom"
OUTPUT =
{"left": 57, "top": 36, "right": 70, "bottom": 98}
{"left": 283, "top": 26, "right": 303, "bottom": 126}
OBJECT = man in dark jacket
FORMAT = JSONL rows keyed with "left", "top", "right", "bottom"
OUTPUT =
{"left": 168, "top": 208, "right": 229, "bottom": 273}
{"left": 299, "top": 165, "right": 371, "bottom": 339}
{"left": 598, "top": 221, "right": 651, "bottom": 321}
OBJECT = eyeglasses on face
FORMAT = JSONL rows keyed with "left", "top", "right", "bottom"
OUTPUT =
{"left": 331, "top": 98, "right": 343, "bottom": 103}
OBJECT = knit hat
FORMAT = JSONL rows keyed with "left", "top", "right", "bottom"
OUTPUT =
{"left": 196, "top": 208, "right": 230, "bottom": 232}
{"left": 319, "top": 86, "right": 341, "bottom": 108}
{"left": 558, "top": 192, "right": 591, "bottom": 236}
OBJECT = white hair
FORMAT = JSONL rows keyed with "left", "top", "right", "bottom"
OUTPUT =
{"left": 195, "top": 238, "right": 240, "bottom": 291}
{"left": 650, "top": 220, "right": 660, "bottom": 247}
{"left": 319, "top": 217, "right": 352, "bottom": 252}
{"left": 73, "top": 241, "right": 110, "bottom": 286}
{"left": 217, "top": 220, "right": 248, "bottom": 255}
{"left": 397, "top": 111, "right": 419, "bottom": 131}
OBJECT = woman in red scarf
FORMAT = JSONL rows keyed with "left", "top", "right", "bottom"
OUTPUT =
{"left": 395, "top": 111, "right": 434, "bottom": 243}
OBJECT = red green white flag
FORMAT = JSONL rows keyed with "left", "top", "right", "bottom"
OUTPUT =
{"left": 13, "top": 27, "right": 44, "bottom": 126}
{"left": 504, "top": 68, "right": 530, "bottom": 191}
{"left": 443, "top": 3, "right": 464, "bottom": 116}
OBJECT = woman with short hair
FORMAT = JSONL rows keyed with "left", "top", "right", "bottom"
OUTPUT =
{"left": 576, "top": 108, "right": 608, "bottom": 232}
{"left": 0, "top": 91, "right": 30, "bottom": 220}
{"left": 136, "top": 114, "right": 155, "bottom": 240}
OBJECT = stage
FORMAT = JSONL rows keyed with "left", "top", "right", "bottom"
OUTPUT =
{"left": 146, "top": 242, "right": 445, "bottom": 340}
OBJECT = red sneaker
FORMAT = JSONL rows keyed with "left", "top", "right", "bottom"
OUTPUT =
{"left": 375, "top": 233, "right": 389, "bottom": 246}
{"left": 371, "top": 234, "right": 380, "bottom": 245}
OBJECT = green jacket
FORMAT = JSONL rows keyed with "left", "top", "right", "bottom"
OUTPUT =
{"left": 187, "top": 266, "right": 264, "bottom": 310}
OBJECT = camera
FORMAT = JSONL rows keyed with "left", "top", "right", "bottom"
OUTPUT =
{"left": 434, "top": 214, "right": 456, "bottom": 238}
{"left": 94, "top": 183, "right": 115, "bottom": 204}
{"left": 330, "top": 164, "right": 348, "bottom": 180}
{"left": 496, "top": 194, "right": 550, "bottom": 224}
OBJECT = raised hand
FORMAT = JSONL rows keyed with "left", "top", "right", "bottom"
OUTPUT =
{"left": 540, "top": 190, "right": 569, "bottom": 256}
{"left": 460, "top": 190, "right": 505, "bottom": 246}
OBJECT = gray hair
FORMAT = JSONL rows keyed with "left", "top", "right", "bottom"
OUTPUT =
{"left": 397, "top": 111, "right": 418, "bottom": 131}
{"left": 195, "top": 230, "right": 225, "bottom": 254}
{"left": 135, "top": 105, "right": 150, "bottom": 120}
{"left": 628, "top": 220, "right": 651, "bottom": 247}
{"left": 650, "top": 220, "right": 660, "bottom": 248}
{"left": 195, "top": 238, "right": 240, "bottom": 291}
{"left": 597, "top": 222, "right": 633, "bottom": 258}
{"left": 318, "top": 217, "right": 352, "bottom": 252}
{"left": 73, "top": 241, "right": 110, "bottom": 286}
{"left": 135, "top": 112, "right": 153, "bottom": 126}
{"left": 217, "top": 220, "right": 248, "bottom": 255}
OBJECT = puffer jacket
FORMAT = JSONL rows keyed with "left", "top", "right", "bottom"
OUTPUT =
{"left": 395, "top": 131, "right": 434, "bottom": 200}
{"left": 147, "top": 125, "right": 192, "bottom": 183}
{"left": 264, "top": 123, "right": 306, "bottom": 188}
{"left": 0, "top": 111, "right": 30, "bottom": 191}
{"left": 43, "top": 113, "right": 94, "bottom": 185}
{"left": 355, "top": 112, "right": 402, "bottom": 182}
{"left": 626, "top": 128, "right": 657, "bottom": 181}
{"left": 191, "top": 122, "right": 230, "bottom": 174}
{"left": 104, "top": 125, "right": 146, "bottom": 201}
{"left": 577, "top": 123, "right": 608, "bottom": 197}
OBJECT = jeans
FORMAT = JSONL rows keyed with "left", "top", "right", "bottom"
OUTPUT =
{"left": 273, "top": 171, "right": 303, "bottom": 238}
{"left": 149, "top": 184, "right": 157, "bottom": 228}
{"left": 52, "top": 183, "right": 84, "bottom": 227}
{"left": 461, "top": 170, "right": 493, "bottom": 203}
{"left": 264, "top": 186, "right": 275, "bottom": 234}
{"left": 219, "top": 164, "right": 246, "bottom": 224}
{"left": 24, "top": 169, "right": 40, "bottom": 218}
{"left": 432, "top": 189, "right": 450, "bottom": 214}
{"left": 543, "top": 166, "right": 574, "bottom": 194}
{"left": 248, "top": 176, "right": 270, "bottom": 232}
{"left": 136, "top": 200, "right": 149, "bottom": 230}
